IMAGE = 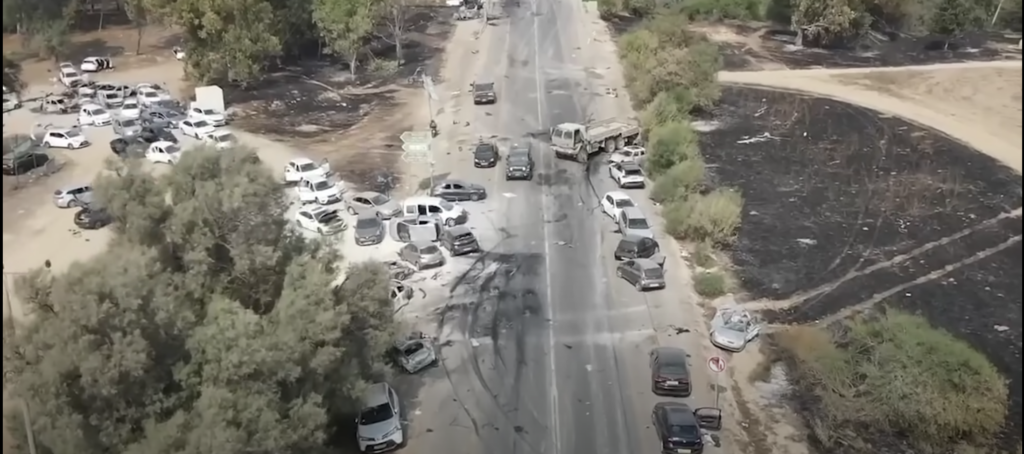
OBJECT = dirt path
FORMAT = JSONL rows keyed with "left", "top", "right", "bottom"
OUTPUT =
{"left": 718, "top": 60, "right": 1023, "bottom": 173}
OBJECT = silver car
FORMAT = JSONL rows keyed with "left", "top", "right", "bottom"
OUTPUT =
{"left": 394, "top": 335, "right": 437, "bottom": 373}
{"left": 347, "top": 191, "right": 401, "bottom": 219}
{"left": 356, "top": 383, "right": 404, "bottom": 452}
{"left": 53, "top": 184, "right": 94, "bottom": 208}
{"left": 99, "top": 90, "right": 125, "bottom": 108}
{"left": 615, "top": 258, "right": 666, "bottom": 291}
{"left": 354, "top": 214, "right": 386, "bottom": 246}
{"left": 143, "top": 108, "right": 186, "bottom": 129}
{"left": 399, "top": 241, "right": 445, "bottom": 270}
{"left": 710, "top": 303, "right": 762, "bottom": 352}
{"left": 617, "top": 206, "right": 655, "bottom": 238}
{"left": 113, "top": 117, "right": 142, "bottom": 137}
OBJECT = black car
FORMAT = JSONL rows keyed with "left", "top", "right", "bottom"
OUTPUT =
{"left": 2, "top": 149, "right": 49, "bottom": 176}
{"left": 649, "top": 347, "right": 691, "bottom": 396}
{"left": 614, "top": 235, "right": 665, "bottom": 267}
{"left": 651, "top": 402, "right": 705, "bottom": 454}
{"left": 440, "top": 225, "right": 480, "bottom": 256}
{"left": 138, "top": 126, "right": 178, "bottom": 144}
{"left": 472, "top": 81, "right": 496, "bottom": 104}
{"left": 74, "top": 206, "right": 114, "bottom": 230}
{"left": 109, "top": 138, "right": 147, "bottom": 158}
{"left": 505, "top": 145, "right": 533, "bottom": 180}
{"left": 473, "top": 141, "right": 498, "bottom": 168}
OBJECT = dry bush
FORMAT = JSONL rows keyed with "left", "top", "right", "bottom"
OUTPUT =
{"left": 677, "top": 0, "right": 765, "bottom": 20}
{"left": 663, "top": 188, "right": 744, "bottom": 245}
{"left": 651, "top": 158, "right": 706, "bottom": 203}
{"left": 691, "top": 240, "right": 717, "bottom": 268}
{"left": 776, "top": 310, "right": 1008, "bottom": 453}
{"left": 693, "top": 270, "right": 728, "bottom": 297}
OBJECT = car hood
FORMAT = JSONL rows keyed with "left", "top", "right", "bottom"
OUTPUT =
{"left": 358, "top": 419, "right": 400, "bottom": 439}
{"left": 355, "top": 226, "right": 383, "bottom": 238}
{"left": 626, "top": 228, "right": 655, "bottom": 238}
{"left": 419, "top": 251, "right": 444, "bottom": 262}
{"left": 712, "top": 328, "right": 746, "bottom": 345}
{"left": 378, "top": 200, "right": 401, "bottom": 213}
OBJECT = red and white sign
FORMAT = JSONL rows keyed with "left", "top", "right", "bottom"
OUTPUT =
{"left": 708, "top": 356, "right": 726, "bottom": 373}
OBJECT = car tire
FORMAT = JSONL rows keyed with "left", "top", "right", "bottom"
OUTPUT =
{"left": 446, "top": 218, "right": 456, "bottom": 228}
{"left": 470, "top": 193, "right": 481, "bottom": 201}
{"left": 44, "top": 141, "right": 52, "bottom": 148}
{"left": 67, "top": 200, "right": 78, "bottom": 208}
{"left": 635, "top": 281, "right": 643, "bottom": 292}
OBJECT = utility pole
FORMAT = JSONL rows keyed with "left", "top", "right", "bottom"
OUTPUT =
{"left": 21, "top": 401, "right": 37, "bottom": 454}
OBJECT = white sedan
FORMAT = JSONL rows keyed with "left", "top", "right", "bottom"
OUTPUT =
{"left": 203, "top": 130, "right": 238, "bottom": 150}
{"left": 180, "top": 119, "right": 216, "bottom": 139}
{"left": 145, "top": 141, "right": 182, "bottom": 165}
{"left": 188, "top": 106, "right": 226, "bottom": 126}
{"left": 296, "top": 177, "right": 343, "bottom": 205}
{"left": 119, "top": 99, "right": 141, "bottom": 119}
{"left": 41, "top": 128, "right": 89, "bottom": 149}
{"left": 600, "top": 191, "right": 637, "bottom": 222}
{"left": 294, "top": 206, "right": 348, "bottom": 235}
{"left": 284, "top": 158, "right": 330, "bottom": 183}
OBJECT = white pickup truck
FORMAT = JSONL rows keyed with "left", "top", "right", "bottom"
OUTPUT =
{"left": 284, "top": 158, "right": 330, "bottom": 183}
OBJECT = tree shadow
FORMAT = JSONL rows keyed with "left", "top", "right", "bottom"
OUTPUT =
{"left": 62, "top": 38, "right": 126, "bottom": 61}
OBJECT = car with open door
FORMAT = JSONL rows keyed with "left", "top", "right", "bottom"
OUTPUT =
{"left": 710, "top": 302, "right": 762, "bottom": 352}
{"left": 649, "top": 346, "right": 691, "bottom": 396}
{"left": 651, "top": 402, "right": 711, "bottom": 454}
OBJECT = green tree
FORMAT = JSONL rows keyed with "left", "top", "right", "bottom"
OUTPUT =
{"left": 928, "top": 0, "right": 988, "bottom": 47}
{"left": 3, "top": 146, "right": 398, "bottom": 453}
{"left": 121, "top": 0, "right": 150, "bottom": 54}
{"left": 3, "top": 54, "right": 25, "bottom": 93}
{"left": 377, "top": 0, "right": 411, "bottom": 64}
{"left": 313, "top": 0, "right": 376, "bottom": 77}
{"left": 791, "top": 0, "right": 871, "bottom": 47}
{"left": 32, "top": 19, "right": 71, "bottom": 63}
{"left": 645, "top": 121, "right": 700, "bottom": 177}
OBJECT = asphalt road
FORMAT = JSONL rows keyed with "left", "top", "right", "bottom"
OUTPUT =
{"left": 406, "top": 1, "right": 735, "bottom": 454}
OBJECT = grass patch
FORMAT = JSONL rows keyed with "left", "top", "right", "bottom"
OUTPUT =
{"left": 691, "top": 240, "right": 717, "bottom": 268}
{"left": 774, "top": 310, "right": 1008, "bottom": 453}
{"left": 663, "top": 188, "right": 744, "bottom": 245}
{"left": 693, "top": 270, "right": 728, "bottom": 297}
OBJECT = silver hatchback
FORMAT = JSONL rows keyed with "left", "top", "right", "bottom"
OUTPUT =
{"left": 399, "top": 241, "right": 445, "bottom": 270}
{"left": 616, "top": 258, "right": 666, "bottom": 291}
{"left": 53, "top": 184, "right": 94, "bottom": 208}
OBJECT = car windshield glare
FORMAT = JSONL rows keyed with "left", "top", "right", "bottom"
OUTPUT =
{"left": 439, "top": 201, "right": 455, "bottom": 210}
{"left": 615, "top": 199, "right": 634, "bottom": 208}
{"left": 420, "top": 245, "right": 440, "bottom": 254}
{"left": 370, "top": 194, "right": 390, "bottom": 205}
{"left": 313, "top": 180, "right": 332, "bottom": 191}
{"left": 356, "top": 218, "right": 379, "bottom": 229}
{"left": 627, "top": 218, "right": 649, "bottom": 229}
{"left": 359, "top": 404, "right": 393, "bottom": 425}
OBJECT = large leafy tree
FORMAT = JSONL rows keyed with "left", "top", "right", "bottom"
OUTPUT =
{"left": 313, "top": 0, "right": 377, "bottom": 76}
{"left": 3, "top": 147, "right": 397, "bottom": 454}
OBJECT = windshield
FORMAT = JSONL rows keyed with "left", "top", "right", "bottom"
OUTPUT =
{"left": 476, "top": 146, "right": 496, "bottom": 157}
{"left": 192, "top": 120, "right": 210, "bottom": 128}
{"left": 624, "top": 168, "right": 643, "bottom": 176}
{"left": 356, "top": 218, "right": 380, "bottom": 229}
{"left": 669, "top": 424, "right": 699, "bottom": 439}
{"left": 121, "top": 119, "right": 137, "bottom": 127}
{"left": 420, "top": 245, "right": 440, "bottom": 254}
{"left": 104, "top": 93, "right": 119, "bottom": 99}
{"left": 142, "top": 91, "right": 158, "bottom": 98}
{"left": 312, "top": 180, "right": 332, "bottom": 191}
{"left": 65, "top": 71, "right": 79, "bottom": 78}
{"left": 166, "top": 145, "right": 181, "bottom": 154}
{"left": 66, "top": 129, "right": 82, "bottom": 138}
{"left": 216, "top": 133, "right": 236, "bottom": 142}
{"left": 203, "top": 109, "right": 218, "bottom": 115}
{"left": 297, "top": 162, "right": 317, "bottom": 172}
{"left": 508, "top": 156, "right": 529, "bottom": 166}
{"left": 316, "top": 210, "right": 339, "bottom": 223}
{"left": 359, "top": 404, "right": 393, "bottom": 425}
{"left": 615, "top": 199, "right": 635, "bottom": 208}
{"left": 644, "top": 267, "right": 664, "bottom": 279}
{"left": 370, "top": 194, "right": 390, "bottom": 205}
{"left": 123, "top": 102, "right": 138, "bottom": 109}
{"left": 439, "top": 201, "right": 455, "bottom": 211}
{"left": 51, "top": 98, "right": 66, "bottom": 104}
{"left": 475, "top": 83, "right": 494, "bottom": 91}
{"left": 627, "top": 218, "right": 649, "bottom": 229}
{"left": 92, "top": 108, "right": 108, "bottom": 115}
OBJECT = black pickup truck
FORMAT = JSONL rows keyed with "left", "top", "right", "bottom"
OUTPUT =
{"left": 472, "top": 82, "right": 496, "bottom": 105}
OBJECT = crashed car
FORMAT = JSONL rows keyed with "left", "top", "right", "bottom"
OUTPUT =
{"left": 709, "top": 302, "right": 762, "bottom": 352}
{"left": 393, "top": 334, "right": 437, "bottom": 373}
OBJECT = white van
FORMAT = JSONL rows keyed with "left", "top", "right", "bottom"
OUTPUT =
{"left": 402, "top": 196, "right": 467, "bottom": 227}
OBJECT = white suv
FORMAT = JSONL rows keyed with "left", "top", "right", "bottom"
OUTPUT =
{"left": 356, "top": 383, "right": 404, "bottom": 453}
{"left": 609, "top": 162, "right": 646, "bottom": 189}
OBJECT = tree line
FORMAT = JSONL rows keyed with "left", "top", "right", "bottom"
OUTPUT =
{"left": 2, "top": 0, "right": 418, "bottom": 85}
{"left": 3, "top": 147, "right": 401, "bottom": 454}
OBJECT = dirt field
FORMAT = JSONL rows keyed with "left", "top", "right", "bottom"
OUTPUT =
{"left": 700, "top": 26, "right": 1023, "bottom": 452}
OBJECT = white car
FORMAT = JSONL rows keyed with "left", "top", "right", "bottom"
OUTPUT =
{"left": 59, "top": 68, "right": 85, "bottom": 87}
{"left": 203, "top": 130, "right": 238, "bottom": 150}
{"left": 296, "top": 177, "right": 343, "bottom": 205}
{"left": 137, "top": 88, "right": 163, "bottom": 106}
{"left": 78, "top": 104, "right": 113, "bottom": 126}
{"left": 284, "top": 157, "right": 330, "bottom": 183}
{"left": 188, "top": 106, "right": 226, "bottom": 126}
{"left": 172, "top": 47, "right": 186, "bottom": 60}
{"left": 80, "top": 57, "right": 113, "bottom": 72}
{"left": 600, "top": 191, "right": 637, "bottom": 222}
{"left": 59, "top": 62, "right": 76, "bottom": 71}
{"left": 609, "top": 161, "right": 646, "bottom": 189}
{"left": 145, "top": 141, "right": 182, "bottom": 165}
{"left": 180, "top": 119, "right": 216, "bottom": 139}
{"left": 608, "top": 145, "right": 646, "bottom": 165}
{"left": 119, "top": 99, "right": 141, "bottom": 119}
{"left": 294, "top": 206, "right": 348, "bottom": 235}
{"left": 41, "top": 128, "right": 89, "bottom": 149}
{"left": 137, "top": 84, "right": 172, "bottom": 100}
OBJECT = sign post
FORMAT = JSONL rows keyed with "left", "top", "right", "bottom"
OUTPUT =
{"left": 707, "top": 356, "right": 726, "bottom": 409}
{"left": 400, "top": 131, "right": 435, "bottom": 189}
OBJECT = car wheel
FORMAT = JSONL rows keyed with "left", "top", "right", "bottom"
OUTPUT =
{"left": 470, "top": 193, "right": 481, "bottom": 201}
{"left": 346, "top": 206, "right": 356, "bottom": 215}
{"left": 44, "top": 141, "right": 52, "bottom": 148}
{"left": 67, "top": 200, "right": 78, "bottom": 208}
{"left": 635, "top": 281, "right": 643, "bottom": 292}
{"left": 446, "top": 218, "right": 456, "bottom": 227}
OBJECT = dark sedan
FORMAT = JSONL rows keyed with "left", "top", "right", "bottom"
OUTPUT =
{"left": 430, "top": 179, "right": 487, "bottom": 202}
{"left": 649, "top": 346, "right": 691, "bottom": 396}
{"left": 74, "top": 205, "right": 114, "bottom": 230}
{"left": 652, "top": 402, "right": 705, "bottom": 454}
{"left": 473, "top": 141, "right": 499, "bottom": 168}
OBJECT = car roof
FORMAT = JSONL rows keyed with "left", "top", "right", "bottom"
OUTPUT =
{"left": 620, "top": 206, "right": 645, "bottom": 217}
{"left": 447, "top": 225, "right": 472, "bottom": 235}
{"left": 291, "top": 157, "right": 316, "bottom": 166}
{"left": 439, "top": 179, "right": 468, "bottom": 185}
{"left": 411, "top": 241, "right": 434, "bottom": 248}
{"left": 653, "top": 346, "right": 688, "bottom": 363}
{"left": 303, "top": 175, "right": 329, "bottom": 183}
{"left": 620, "top": 162, "right": 642, "bottom": 170}
{"left": 354, "top": 191, "right": 383, "bottom": 199}
{"left": 634, "top": 258, "right": 660, "bottom": 269}
{"left": 58, "top": 183, "right": 90, "bottom": 192}
{"left": 605, "top": 191, "right": 631, "bottom": 200}
{"left": 303, "top": 205, "right": 332, "bottom": 214}
{"left": 362, "top": 382, "right": 390, "bottom": 407}
{"left": 82, "top": 103, "right": 103, "bottom": 109}
{"left": 405, "top": 196, "right": 446, "bottom": 204}
{"left": 618, "top": 235, "right": 643, "bottom": 245}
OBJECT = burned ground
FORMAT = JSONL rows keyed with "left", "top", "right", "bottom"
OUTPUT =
{"left": 704, "top": 85, "right": 1023, "bottom": 445}
{"left": 718, "top": 30, "right": 1021, "bottom": 71}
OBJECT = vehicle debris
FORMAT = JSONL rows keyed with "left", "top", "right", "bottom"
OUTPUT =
{"left": 393, "top": 333, "right": 437, "bottom": 374}
{"left": 710, "top": 300, "right": 763, "bottom": 352}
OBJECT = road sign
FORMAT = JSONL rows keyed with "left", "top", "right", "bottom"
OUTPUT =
{"left": 708, "top": 357, "right": 726, "bottom": 373}
{"left": 401, "top": 142, "right": 430, "bottom": 153}
{"left": 400, "top": 131, "right": 431, "bottom": 144}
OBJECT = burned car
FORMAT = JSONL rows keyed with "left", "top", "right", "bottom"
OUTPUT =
{"left": 710, "top": 301, "right": 762, "bottom": 352}
{"left": 472, "top": 81, "right": 496, "bottom": 105}
{"left": 392, "top": 333, "right": 437, "bottom": 374}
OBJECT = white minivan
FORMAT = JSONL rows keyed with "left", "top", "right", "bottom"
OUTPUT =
{"left": 402, "top": 196, "right": 467, "bottom": 227}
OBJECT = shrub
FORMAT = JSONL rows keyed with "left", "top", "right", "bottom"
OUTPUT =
{"left": 682, "top": 41, "right": 723, "bottom": 110}
{"left": 640, "top": 88, "right": 696, "bottom": 133}
{"left": 776, "top": 310, "right": 1008, "bottom": 452}
{"left": 693, "top": 271, "right": 728, "bottom": 297}
{"left": 646, "top": 122, "right": 700, "bottom": 176}
{"left": 679, "top": 0, "right": 765, "bottom": 21}
{"left": 663, "top": 188, "right": 744, "bottom": 245}
{"left": 692, "top": 240, "right": 717, "bottom": 268}
{"left": 651, "top": 158, "right": 706, "bottom": 203}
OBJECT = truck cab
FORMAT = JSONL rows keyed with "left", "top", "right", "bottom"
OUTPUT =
{"left": 550, "top": 118, "right": 641, "bottom": 163}
{"left": 550, "top": 123, "right": 584, "bottom": 159}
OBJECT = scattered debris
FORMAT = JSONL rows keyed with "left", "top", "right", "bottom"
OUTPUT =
{"left": 563, "top": 343, "right": 572, "bottom": 349}
{"left": 554, "top": 241, "right": 573, "bottom": 247}
{"left": 736, "top": 132, "right": 781, "bottom": 144}
{"left": 795, "top": 238, "right": 817, "bottom": 246}
{"left": 994, "top": 325, "right": 1010, "bottom": 332}
{"left": 585, "top": 364, "right": 592, "bottom": 372}
{"left": 669, "top": 325, "right": 691, "bottom": 335}
{"left": 514, "top": 425, "right": 525, "bottom": 434}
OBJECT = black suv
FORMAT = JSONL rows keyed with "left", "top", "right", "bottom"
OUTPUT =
{"left": 505, "top": 144, "right": 533, "bottom": 180}
{"left": 614, "top": 235, "right": 665, "bottom": 267}
{"left": 74, "top": 205, "right": 114, "bottom": 230}
{"left": 472, "top": 82, "right": 496, "bottom": 104}
{"left": 473, "top": 141, "right": 499, "bottom": 168}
